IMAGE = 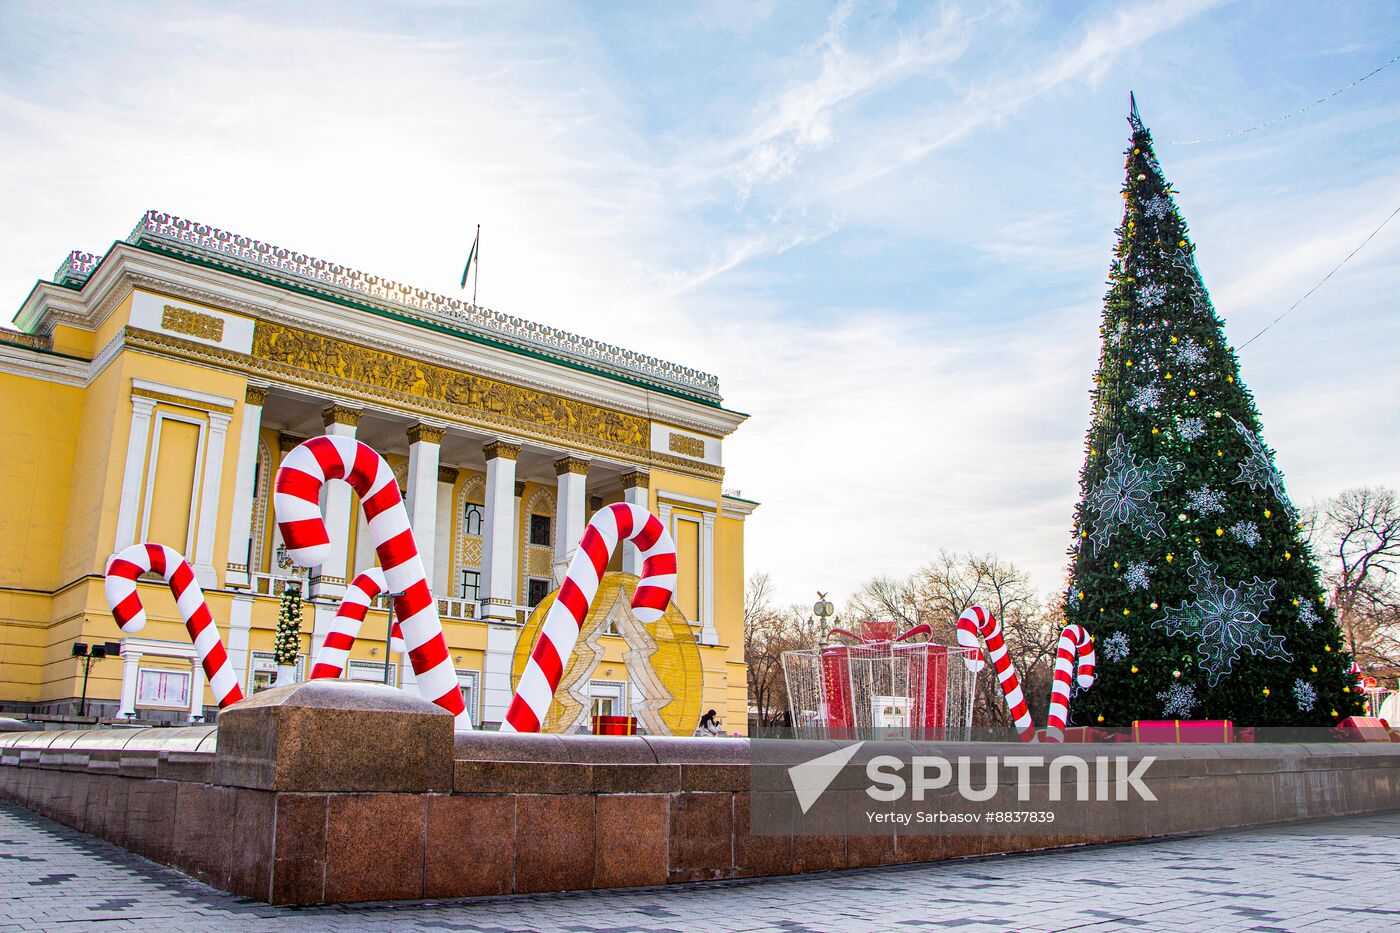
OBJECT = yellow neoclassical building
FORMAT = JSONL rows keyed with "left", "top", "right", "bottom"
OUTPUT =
{"left": 0, "top": 211, "right": 755, "bottom": 732}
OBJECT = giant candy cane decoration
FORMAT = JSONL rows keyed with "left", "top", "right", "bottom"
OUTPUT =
{"left": 308, "top": 568, "right": 407, "bottom": 680}
{"left": 501, "top": 502, "right": 676, "bottom": 733}
{"left": 104, "top": 544, "right": 244, "bottom": 709}
{"left": 957, "top": 606, "right": 1035, "bottom": 741}
{"left": 1044, "top": 624, "right": 1096, "bottom": 743}
{"left": 275, "top": 435, "right": 468, "bottom": 728}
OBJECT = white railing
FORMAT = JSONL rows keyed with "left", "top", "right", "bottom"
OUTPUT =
{"left": 126, "top": 210, "right": 722, "bottom": 401}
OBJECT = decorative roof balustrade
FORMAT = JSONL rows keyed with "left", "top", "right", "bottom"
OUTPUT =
{"left": 54, "top": 250, "right": 102, "bottom": 286}
{"left": 117, "top": 210, "right": 721, "bottom": 401}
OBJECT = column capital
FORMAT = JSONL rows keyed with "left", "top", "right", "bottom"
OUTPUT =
{"left": 322, "top": 404, "right": 363, "bottom": 428}
{"left": 245, "top": 384, "right": 270, "bottom": 406}
{"left": 408, "top": 422, "right": 448, "bottom": 445}
{"left": 514, "top": 480, "right": 526, "bottom": 498}
{"left": 279, "top": 433, "right": 305, "bottom": 455}
{"left": 437, "top": 465, "right": 460, "bottom": 485}
{"left": 619, "top": 470, "right": 650, "bottom": 490}
{"left": 554, "top": 455, "right": 591, "bottom": 477}
{"left": 484, "top": 440, "right": 521, "bottom": 462}
{"left": 131, "top": 393, "right": 158, "bottom": 414}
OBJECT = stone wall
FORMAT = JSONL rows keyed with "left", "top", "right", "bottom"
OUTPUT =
{"left": 2, "top": 682, "right": 1398, "bottom": 905}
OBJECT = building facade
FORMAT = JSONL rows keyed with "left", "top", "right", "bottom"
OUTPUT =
{"left": 0, "top": 211, "right": 754, "bottom": 731}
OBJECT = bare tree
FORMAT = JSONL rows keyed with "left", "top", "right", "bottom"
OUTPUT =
{"left": 1319, "top": 487, "right": 1400, "bottom": 676}
{"left": 743, "top": 574, "right": 823, "bottom": 729}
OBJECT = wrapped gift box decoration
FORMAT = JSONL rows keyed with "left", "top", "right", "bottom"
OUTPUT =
{"left": 591, "top": 715, "right": 638, "bottom": 736}
{"left": 1132, "top": 719, "right": 1234, "bottom": 743}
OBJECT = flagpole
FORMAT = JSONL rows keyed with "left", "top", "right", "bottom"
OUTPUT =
{"left": 472, "top": 223, "right": 480, "bottom": 307}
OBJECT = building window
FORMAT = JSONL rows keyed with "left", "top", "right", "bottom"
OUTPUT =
{"left": 457, "top": 670, "right": 480, "bottom": 727}
{"left": 136, "top": 668, "right": 191, "bottom": 708}
{"left": 248, "top": 650, "right": 303, "bottom": 693}
{"left": 589, "top": 680, "right": 627, "bottom": 719}
{"left": 599, "top": 615, "right": 621, "bottom": 636}
{"left": 463, "top": 502, "right": 483, "bottom": 536}
{"left": 460, "top": 570, "right": 480, "bottom": 601}
{"left": 529, "top": 513, "right": 552, "bottom": 547}
{"left": 527, "top": 577, "right": 550, "bottom": 608}
{"left": 348, "top": 659, "right": 397, "bottom": 686}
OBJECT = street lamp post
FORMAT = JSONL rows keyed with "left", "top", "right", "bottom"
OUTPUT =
{"left": 71, "top": 641, "right": 122, "bottom": 719}
{"left": 812, "top": 592, "right": 836, "bottom": 642}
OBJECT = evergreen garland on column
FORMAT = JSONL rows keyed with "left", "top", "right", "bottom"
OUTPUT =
{"left": 274, "top": 581, "right": 303, "bottom": 668}
{"left": 1063, "top": 96, "right": 1365, "bottom": 727}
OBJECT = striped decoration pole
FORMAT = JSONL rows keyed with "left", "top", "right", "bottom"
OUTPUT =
{"left": 1044, "top": 624, "right": 1096, "bottom": 743}
{"left": 956, "top": 605, "right": 1035, "bottom": 741}
{"left": 308, "top": 568, "right": 407, "bottom": 680}
{"left": 104, "top": 543, "right": 244, "bottom": 709}
{"left": 501, "top": 502, "right": 675, "bottom": 733}
{"left": 275, "top": 435, "right": 469, "bottom": 729}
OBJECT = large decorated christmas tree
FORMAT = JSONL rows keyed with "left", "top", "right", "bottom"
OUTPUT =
{"left": 1064, "top": 96, "right": 1364, "bottom": 728}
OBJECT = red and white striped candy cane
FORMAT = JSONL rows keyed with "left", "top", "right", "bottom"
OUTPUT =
{"left": 501, "top": 502, "right": 675, "bottom": 733}
{"left": 275, "top": 435, "right": 468, "bottom": 728}
{"left": 956, "top": 605, "right": 1034, "bottom": 741}
{"left": 104, "top": 543, "right": 244, "bottom": 709}
{"left": 1044, "top": 624, "right": 1096, "bottom": 743}
{"left": 309, "top": 568, "right": 406, "bottom": 680}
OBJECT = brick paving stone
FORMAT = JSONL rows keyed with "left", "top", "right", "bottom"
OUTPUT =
{"left": 0, "top": 801, "right": 1397, "bottom": 931}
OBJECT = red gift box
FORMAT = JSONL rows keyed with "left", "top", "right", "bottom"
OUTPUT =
{"left": 1334, "top": 716, "right": 1394, "bottom": 742}
{"left": 1132, "top": 719, "right": 1234, "bottom": 743}
{"left": 591, "top": 715, "right": 637, "bottom": 736}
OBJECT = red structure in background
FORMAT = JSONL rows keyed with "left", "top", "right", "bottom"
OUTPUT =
{"left": 819, "top": 645, "right": 854, "bottom": 738}
{"left": 820, "top": 622, "right": 953, "bottom": 739}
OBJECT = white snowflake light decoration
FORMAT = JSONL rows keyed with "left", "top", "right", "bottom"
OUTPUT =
{"left": 1137, "top": 282, "right": 1168, "bottom": 308}
{"left": 1152, "top": 552, "right": 1290, "bottom": 686}
{"left": 1157, "top": 682, "right": 1198, "bottom": 718}
{"left": 1297, "top": 602, "right": 1321, "bottom": 628}
{"left": 1177, "top": 417, "right": 1206, "bottom": 442}
{"left": 1101, "top": 631, "right": 1130, "bottom": 662}
{"left": 1229, "top": 416, "right": 1288, "bottom": 502}
{"left": 1085, "top": 435, "right": 1183, "bottom": 555}
{"left": 1230, "top": 520, "right": 1261, "bottom": 548}
{"left": 1130, "top": 383, "right": 1163, "bottom": 412}
{"left": 1143, "top": 195, "right": 1171, "bottom": 221}
{"left": 1186, "top": 485, "right": 1227, "bottom": 515}
{"left": 1172, "top": 338, "right": 1207, "bottom": 367}
{"left": 1123, "top": 561, "right": 1154, "bottom": 592}
{"left": 1293, "top": 679, "right": 1317, "bottom": 712}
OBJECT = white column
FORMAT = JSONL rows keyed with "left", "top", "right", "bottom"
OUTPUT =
{"left": 512, "top": 480, "right": 525, "bottom": 602}
{"left": 224, "top": 385, "right": 267, "bottom": 588}
{"left": 433, "top": 467, "right": 456, "bottom": 597}
{"left": 226, "top": 593, "right": 253, "bottom": 691}
{"left": 482, "top": 622, "right": 518, "bottom": 727}
{"left": 405, "top": 423, "right": 446, "bottom": 593}
{"left": 192, "top": 410, "right": 232, "bottom": 588}
{"left": 309, "top": 405, "right": 360, "bottom": 601}
{"left": 188, "top": 657, "right": 206, "bottom": 722}
{"left": 114, "top": 395, "right": 158, "bottom": 552}
{"left": 553, "top": 456, "right": 590, "bottom": 583}
{"left": 480, "top": 441, "right": 520, "bottom": 622}
{"left": 620, "top": 471, "right": 650, "bottom": 576}
{"left": 700, "top": 511, "right": 718, "bottom": 645}
{"left": 118, "top": 648, "right": 142, "bottom": 718}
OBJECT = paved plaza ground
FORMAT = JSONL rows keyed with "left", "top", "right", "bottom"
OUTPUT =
{"left": 1, "top": 801, "right": 1396, "bottom": 932}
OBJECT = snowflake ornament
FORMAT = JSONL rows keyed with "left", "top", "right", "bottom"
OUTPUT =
{"left": 1130, "top": 383, "right": 1163, "bottom": 412}
{"left": 1297, "top": 602, "right": 1321, "bottom": 628}
{"left": 1143, "top": 195, "right": 1171, "bottom": 221}
{"left": 1137, "top": 282, "right": 1168, "bottom": 309}
{"left": 1123, "top": 561, "right": 1154, "bottom": 592}
{"left": 1229, "top": 416, "right": 1288, "bottom": 502}
{"left": 1158, "top": 682, "right": 1198, "bottom": 718}
{"left": 1230, "top": 521, "right": 1261, "bottom": 548}
{"left": 1101, "top": 631, "right": 1130, "bottom": 662}
{"left": 1186, "top": 485, "right": 1227, "bottom": 515}
{"left": 1172, "top": 337, "right": 1207, "bottom": 367}
{"left": 1152, "top": 552, "right": 1289, "bottom": 686}
{"left": 1085, "top": 435, "right": 1183, "bottom": 555}
{"left": 1177, "top": 417, "right": 1206, "bottom": 442}
{"left": 1293, "top": 679, "right": 1317, "bottom": 712}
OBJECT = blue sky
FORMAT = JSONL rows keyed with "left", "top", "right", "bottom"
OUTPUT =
{"left": 2, "top": 1, "right": 1397, "bottom": 608}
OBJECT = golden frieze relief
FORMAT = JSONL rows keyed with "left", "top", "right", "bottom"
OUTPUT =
{"left": 251, "top": 322, "right": 649, "bottom": 452}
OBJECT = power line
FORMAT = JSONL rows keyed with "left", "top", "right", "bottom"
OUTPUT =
{"left": 1237, "top": 203, "right": 1400, "bottom": 350}
{"left": 1169, "top": 53, "right": 1399, "bottom": 146}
